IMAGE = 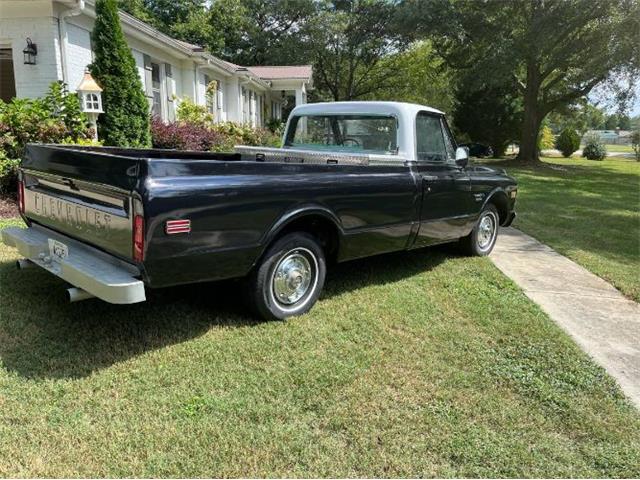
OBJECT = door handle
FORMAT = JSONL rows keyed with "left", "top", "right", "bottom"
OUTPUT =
{"left": 421, "top": 175, "right": 438, "bottom": 182}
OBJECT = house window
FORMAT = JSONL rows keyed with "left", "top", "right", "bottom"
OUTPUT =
{"left": 204, "top": 74, "right": 215, "bottom": 115}
{"left": 151, "top": 62, "right": 162, "bottom": 117}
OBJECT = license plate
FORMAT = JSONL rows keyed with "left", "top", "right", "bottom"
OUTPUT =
{"left": 48, "top": 239, "right": 69, "bottom": 261}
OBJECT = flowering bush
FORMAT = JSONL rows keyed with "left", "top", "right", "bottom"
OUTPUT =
{"left": 0, "top": 81, "right": 92, "bottom": 193}
{"left": 151, "top": 118, "right": 281, "bottom": 152}
{"left": 151, "top": 117, "right": 225, "bottom": 151}
{"left": 176, "top": 98, "right": 214, "bottom": 125}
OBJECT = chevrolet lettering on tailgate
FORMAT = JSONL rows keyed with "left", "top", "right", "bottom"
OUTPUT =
{"left": 31, "top": 191, "right": 112, "bottom": 234}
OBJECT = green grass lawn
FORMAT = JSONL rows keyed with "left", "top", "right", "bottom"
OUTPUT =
{"left": 603, "top": 144, "right": 634, "bottom": 154}
{"left": 1, "top": 218, "right": 639, "bottom": 477}
{"left": 491, "top": 156, "right": 640, "bottom": 301}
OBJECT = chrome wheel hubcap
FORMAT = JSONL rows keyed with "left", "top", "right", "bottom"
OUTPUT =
{"left": 272, "top": 250, "right": 314, "bottom": 305}
{"left": 478, "top": 214, "right": 496, "bottom": 249}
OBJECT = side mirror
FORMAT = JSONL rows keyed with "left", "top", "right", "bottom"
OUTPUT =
{"left": 455, "top": 146, "right": 469, "bottom": 168}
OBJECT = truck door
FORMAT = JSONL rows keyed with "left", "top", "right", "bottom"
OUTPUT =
{"left": 412, "top": 112, "right": 474, "bottom": 247}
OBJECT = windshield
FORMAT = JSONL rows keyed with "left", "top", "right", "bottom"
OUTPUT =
{"left": 284, "top": 114, "right": 398, "bottom": 154}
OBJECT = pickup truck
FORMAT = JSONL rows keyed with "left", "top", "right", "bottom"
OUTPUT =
{"left": 1, "top": 101, "right": 517, "bottom": 320}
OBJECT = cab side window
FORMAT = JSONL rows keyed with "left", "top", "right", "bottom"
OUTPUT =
{"left": 416, "top": 112, "right": 447, "bottom": 162}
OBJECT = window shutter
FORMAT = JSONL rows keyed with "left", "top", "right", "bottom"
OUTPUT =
{"left": 165, "top": 63, "right": 175, "bottom": 121}
{"left": 143, "top": 54, "right": 153, "bottom": 110}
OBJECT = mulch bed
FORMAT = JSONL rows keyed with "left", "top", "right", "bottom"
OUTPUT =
{"left": 0, "top": 195, "right": 19, "bottom": 219}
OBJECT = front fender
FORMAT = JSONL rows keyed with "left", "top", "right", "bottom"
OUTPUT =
{"left": 481, "top": 188, "right": 514, "bottom": 226}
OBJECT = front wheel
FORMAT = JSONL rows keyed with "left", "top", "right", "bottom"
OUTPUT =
{"left": 460, "top": 204, "right": 499, "bottom": 256}
{"left": 247, "top": 232, "right": 326, "bottom": 321}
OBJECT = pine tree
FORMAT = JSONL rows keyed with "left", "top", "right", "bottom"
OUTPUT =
{"left": 90, "top": 0, "right": 150, "bottom": 147}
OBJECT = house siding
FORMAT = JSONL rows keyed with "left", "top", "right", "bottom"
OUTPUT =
{"left": 0, "top": 14, "right": 62, "bottom": 98}
{"left": 0, "top": 0, "right": 309, "bottom": 126}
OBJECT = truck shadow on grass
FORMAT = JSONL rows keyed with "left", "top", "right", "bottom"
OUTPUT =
{"left": 0, "top": 245, "right": 452, "bottom": 380}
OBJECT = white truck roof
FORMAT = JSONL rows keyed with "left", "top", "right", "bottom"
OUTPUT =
{"left": 287, "top": 101, "right": 446, "bottom": 161}
{"left": 291, "top": 101, "right": 444, "bottom": 117}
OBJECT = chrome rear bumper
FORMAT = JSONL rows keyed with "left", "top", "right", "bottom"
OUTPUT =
{"left": 1, "top": 224, "right": 146, "bottom": 304}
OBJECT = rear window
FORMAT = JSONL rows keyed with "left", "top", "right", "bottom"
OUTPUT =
{"left": 284, "top": 114, "right": 398, "bottom": 154}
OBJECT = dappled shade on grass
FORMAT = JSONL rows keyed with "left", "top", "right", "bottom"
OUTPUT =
{"left": 0, "top": 218, "right": 639, "bottom": 477}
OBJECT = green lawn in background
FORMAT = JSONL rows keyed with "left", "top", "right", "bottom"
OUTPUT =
{"left": 1, "top": 217, "right": 639, "bottom": 477}
{"left": 489, "top": 156, "right": 640, "bottom": 302}
{"left": 603, "top": 144, "right": 633, "bottom": 153}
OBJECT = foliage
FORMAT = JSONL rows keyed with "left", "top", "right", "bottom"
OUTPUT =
{"left": 0, "top": 152, "right": 20, "bottom": 194}
{"left": 265, "top": 118, "right": 284, "bottom": 134}
{"left": 546, "top": 102, "right": 606, "bottom": 135}
{"left": 151, "top": 118, "right": 280, "bottom": 152}
{"left": 210, "top": 0, "right": 315, "bottom": 65}
{"left": 365, "top": 42, "right": 455, "bottom": 113}
{"left": 631, "top": 130, "right": 640, "bottom": 161}
{"left": 537, "top": 125, "right": 555, "bottom": 151}
{"left": 604, "top": 113, "right": 632, "bottom": 130}
{"left": 151, "top": 117, "right": 224, "bottom": 151}
{"left": 453, "top": 74, "right": 522, "bottom": 157}
{"left": 308, "top": 1, "right": 408, "bottom": 101}
{"left": 90, "top": 0, "right": 151, "bottom": 147}
{"left": 176, "top": 98, "right": 214, "bottom": 125}
{"left": 582, "top": 134, "right": 607, "bottom": 160}
{"left": 0, "top": 82, "right": 91, "bottom": 193}
{"left": 210, "top": 122, "right": 281, "bottom": 150}
{"left": 408, "top": 0, "right": 640, "bottom": 163}
{"left": 555, "top": 128, "right": 581, "bottom": 157}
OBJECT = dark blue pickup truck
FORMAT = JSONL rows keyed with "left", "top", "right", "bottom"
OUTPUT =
{"left": 1, "top": 101, "right": 516, "bottom": 320}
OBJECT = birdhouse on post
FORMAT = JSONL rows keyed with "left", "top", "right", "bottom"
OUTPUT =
{"left": 76, "top": 69, "right": 103, "bottom": 140}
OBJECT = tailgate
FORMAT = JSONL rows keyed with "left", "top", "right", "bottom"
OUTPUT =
{"left": 21, "top": 144, "right": 142, "bottom": 261}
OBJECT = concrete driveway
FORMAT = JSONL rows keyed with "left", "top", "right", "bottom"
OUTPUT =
{"left": 491, "top": 228, "right": 640, "bottom": 408}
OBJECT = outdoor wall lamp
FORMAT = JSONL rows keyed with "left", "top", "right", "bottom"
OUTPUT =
{"left": 23, "top": 38, "right": 37, "bottom": 65}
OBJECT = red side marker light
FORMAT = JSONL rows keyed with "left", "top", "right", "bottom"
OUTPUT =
{"left": 165, "top": 219, "right": 191, "bottom": 235}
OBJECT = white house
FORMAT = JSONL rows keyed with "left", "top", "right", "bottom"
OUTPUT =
{"left": 0, "top": 0, "right": 313, "bottom": 127}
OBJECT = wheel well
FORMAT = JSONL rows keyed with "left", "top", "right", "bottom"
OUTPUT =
{"left": 487, "top": 192, "right": 509, "bottom": 225}
{"left": 273, "top": 214, "right": 341, "bottom": 263}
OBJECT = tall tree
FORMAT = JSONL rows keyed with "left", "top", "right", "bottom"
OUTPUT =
{"left": 210, "top": 0, "right": 315, "bottom": 65}
{"left": 309, "top": 0, "right": 408, "bottom": 101}
{"left": 452, "top": 74, "right": 522, "bottom": 157}
{"left": 90, "top": 0, "right": 151, "bottom": 147}
{"left": 404, "top": 0, "right": 640, "bottom": 163}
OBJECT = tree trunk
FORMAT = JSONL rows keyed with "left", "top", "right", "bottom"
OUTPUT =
{"left": 516, "top": 66, "right": 543, "bottom": 164}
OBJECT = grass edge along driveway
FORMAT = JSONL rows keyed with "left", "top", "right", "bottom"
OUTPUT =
{"left": 488, "top": 156, "right": 640, "bottom": 302}
{"left": 1, "top": 216, "right": 639, "bottom": 477}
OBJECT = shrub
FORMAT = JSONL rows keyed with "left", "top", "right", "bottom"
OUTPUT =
{"left": 90, "top": 0, "right": 150, "bottom": 147}
{"left": 0, "top": 151, "right": 20, "bottom": 194}
{"left": 582, "top": 134, "right": 607, "bottom": 161}
{"left": 176, "top": 98, "right": 214, "bottom": 125}
{"left": 0, "top": 82, "right": 92, "bottom": 193}
{"left": 555, "top": 128, "right": 580, "bottom": 157}
{"left": 151, "top": 117, "right": 224, "bottom": 151}
{"left": 151, "top": 118, "right": 281, "bottom": 152}
{"left": 537, "top": 125, "right": 555, "bottom": 150}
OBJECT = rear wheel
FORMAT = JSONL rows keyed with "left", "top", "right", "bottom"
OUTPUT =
{"left": 460, "top": 204, "right": 499, "bottom": 256}
{"left": 247, "top": 232, "right": 326, "bottom": 320}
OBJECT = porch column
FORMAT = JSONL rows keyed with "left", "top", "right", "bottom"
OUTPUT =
{"left": 294, "top": 82, "right": 307, "bottom": 106}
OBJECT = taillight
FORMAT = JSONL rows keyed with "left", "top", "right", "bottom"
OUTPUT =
{"left": 18, "top": 179, "right": 25, "bottom": 214}
{"left": 133, "top": 214, "right": 144, "bottom": 262}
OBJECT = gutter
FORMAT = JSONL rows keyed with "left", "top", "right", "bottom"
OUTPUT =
{"left": 58, "top": 0, "right": 85, "bottom": 84}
